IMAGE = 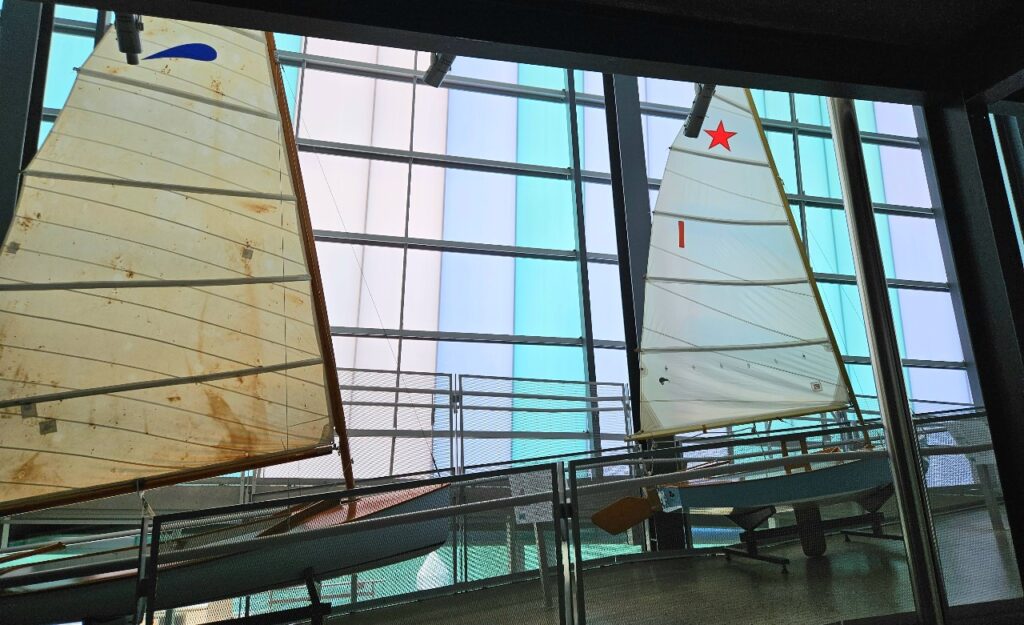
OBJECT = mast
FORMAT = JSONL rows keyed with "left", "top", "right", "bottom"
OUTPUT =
{"left": 264, "top": 33, "right": 355, "bottom": 490}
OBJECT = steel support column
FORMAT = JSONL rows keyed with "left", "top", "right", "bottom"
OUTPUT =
{"left": 0, "top": 0, "right": 52, "bottom": 239}
{"left": 566, "top": 69, "right": 600, "bottom": 448}
{"left": 921, "top": 102, "right": 1024, "bottom": 583}
{"left": 994, "top": 115, "right": 1024, "bottom": 247}
{"left": 828, "top": 97, "right": 947, "bottom": 625}
{"left": 602, "top": 74, "right": 651, "bottom": 428}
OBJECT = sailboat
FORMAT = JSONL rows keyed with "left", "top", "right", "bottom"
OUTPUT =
{"left": 592, "top": 86, "right": 894, "bottom": 558}
{"left": 0, "top": 17, "right": 448, "bottom": 623}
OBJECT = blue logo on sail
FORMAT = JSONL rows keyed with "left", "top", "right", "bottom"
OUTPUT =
{"left": 144, "top": 43, "right": 217, "bottom": 62}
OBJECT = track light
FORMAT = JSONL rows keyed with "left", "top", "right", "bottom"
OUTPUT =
{"left": 114, "top": 13, "right": 144, "bottom": 65}
{"left": 423, "top": 52, "right": 457, "bottom": 87}
{"left": 683, "top": 83, "right": 717, "bottom": 138}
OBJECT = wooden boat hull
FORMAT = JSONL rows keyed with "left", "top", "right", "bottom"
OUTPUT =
{"left": 658, "top": 456, "right": 893, "bottom": 511}
{"left": 0, "top": 486, "right": 450, "bottom": 625}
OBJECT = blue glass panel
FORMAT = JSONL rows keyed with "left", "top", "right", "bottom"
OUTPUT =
{"left": 874, "top": 102, "right": 918, "bottom": 137}
{"left": 437, "top": 253, "right": 514, "bottom": 335}
{"left": 447, "top": 90, "right": 517, "bottom": 163}
{"left": 584, "top": 182, "right": 617, "bottom": 256}
{"left": 442, "top": 169, "right": 516, "bottom": 245}
{"left": 894, "top": 290, "right": 964, "bottom": 362}
{"left": 588, "top": 262, "right": 624, "bottom": 342}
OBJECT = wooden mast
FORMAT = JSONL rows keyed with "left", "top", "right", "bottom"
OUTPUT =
{"left": 264, "top": 33, "right": 355, "bottom": 489}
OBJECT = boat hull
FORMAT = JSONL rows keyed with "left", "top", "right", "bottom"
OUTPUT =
{"left": 658, "top": 456, "right": 893, "bottom": 511}
{"left": 0, "top": 487, "right": 450, "bottom": 625}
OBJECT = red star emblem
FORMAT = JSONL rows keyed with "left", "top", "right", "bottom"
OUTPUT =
{"left": 704, "top": 120, "right": 737, "bottom": 151}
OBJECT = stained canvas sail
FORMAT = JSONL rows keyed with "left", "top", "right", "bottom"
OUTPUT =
{"left": 0, "top": 18, "right": 348, "bottom": 514}
{"left": 636, "top": 86, "right": 854, "bottom": 439}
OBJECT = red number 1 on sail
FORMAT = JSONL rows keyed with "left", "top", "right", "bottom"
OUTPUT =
{"left": 678, "top": 220, "right": 685, "bottom": 248}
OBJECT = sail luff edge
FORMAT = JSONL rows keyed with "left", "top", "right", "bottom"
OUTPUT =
{"left": 742, "top": 88, "right": 865, "bottom": 424}
{"left": 264, "top": 33, "right": 355, "bottom": 490}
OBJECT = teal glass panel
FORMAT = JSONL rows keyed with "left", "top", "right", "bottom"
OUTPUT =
{"left": 766, "top": 131, "right": 797, "bottom": 192}
{"left": 854, "top": 100, "right": 878, "bottom": 132}
{"left": 750, "top": 89, "right": 791, "bottom": 121}
{"left": 798, "top": 135, "right": 842, "bottom": 198}
{"left": 862, "top": 142, "right": 888, "bottom": 204}
{"left": 805, "top": 206, "right": 855, "bottom": 275}
{"left": 274, "top": 34, "right": 302, "bottom": 118}
{"left": 44, "top": 32, "right": 93, "bottom": 110}
{"left": 790, "top": 203, "right": 803, "bottom": 239}
{"left": 818, "top": 282, "right": 869, "bottom": 357}
{"left": 794, "top": 93, "right": 829, "bottom": 126}
{"left": 515, "top": 178, "right": 575, "bottom": 250}
{"left": 805, "top": 206, "right": 897, "bottom": 278}
{"left": 512, "top": 258, "right": 581, "bottom": 338}
{"left": 990, "top": 115, "right": 1024, "bottom": 258}
{"left": 55, "top": 5, "right": 96, "bottom": 21}
{"left": 38, "top": 121, "right": 53, "bottom": 147}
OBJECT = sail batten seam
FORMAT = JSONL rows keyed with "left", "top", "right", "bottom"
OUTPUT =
{"left": 669, "top": 146, "right": 772, "bottom": 168}
{"left": 76, "top": 68, "right": 278, "bottom": 120}
{"left": 22, "top": 171, "right": 297, "bottom": 201}
{"left": 0, "top": 274, "right": 310, "bottom": 292}
{"left": 0, "top": 358, "right": 324, "bottom": 410}
{"left": 654, "top": 210, "right": 790, "bottom": 226}
{"left": 642, "top": 338, "right": 830, "bottom": 353}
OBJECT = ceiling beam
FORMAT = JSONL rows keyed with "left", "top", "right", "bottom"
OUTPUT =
{"left": 44, "top": 0, "right": 967, "bottom": 105}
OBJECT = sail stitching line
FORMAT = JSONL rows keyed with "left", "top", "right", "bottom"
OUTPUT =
{"left": 64, "top": 78, "right": 283, "bottom": 146}
{"left": 648, "top": 281, "right": 817, "bottom": 342}
{"left": 642, "top": 338, "right": 830, "bottom": 353}
{"left": 641, "top": 328, "right": 841, "bottom": 386}
{"left": 0, "top": 309, "right": 322, "bottom": 399}
{"left": 648, "top": 244, "right": 811, "bottom": 297}
{"left": 24, "top": 171, "right": 296, "bottom": 202}
{"left": 3, "top": 410, "right": 319, "bottom": 454}
{"left": 0, "top": 446, "right": 184, "bottom": 471}
{"left": 663, "top": 164, "right": 780, "bottom": 207}
{"left": 647, "top": 276, "right": 808, "bottom": 287}
{"left": 35, "top": 128, "right": 285, "bottom": 196}
{"left": 0, "top": 369, "right": 326, "bottom": 440}
{"left": 59, "top": 100, "right": 288, "bottom": 176}
{"left": 22, "top": 181, "right": 304, "bottom": 253}
{"left": 77, "top": 68, "right": 277, "bottom": 119}
{"left": 2, "top": 245, "right": 317, "bottom": 322}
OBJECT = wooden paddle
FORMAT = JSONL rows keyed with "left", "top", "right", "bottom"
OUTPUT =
{"left": 591, "top": 489, "right": 662, "bottom": 535}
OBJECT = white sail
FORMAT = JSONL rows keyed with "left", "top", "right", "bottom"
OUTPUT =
{"left": 0, "top": 19, "right": 344, "bottom": 513}
{"left": 636, "top": 87, "right": 853, "bottom": 438}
